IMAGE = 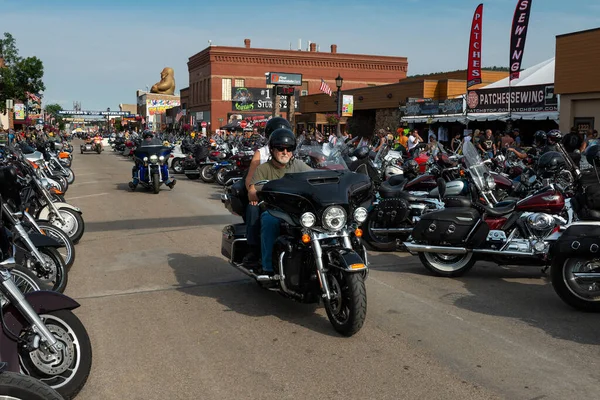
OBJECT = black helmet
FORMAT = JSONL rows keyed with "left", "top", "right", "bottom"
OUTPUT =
{"left": 537, "top": 151, "right": 566, "bottom": 175}
{"left": 268, "top": 128, "right": 296, "bottom": 151}
{"left": 534, "top": 130, "right": 547, "bottom": 145}
{"left": 352, "top": 146, "right": 370, "bottom": 160}
{"left": 264, "top": 117, "right": 292, "bottom": 138}
{"left": 546, "top": 129, "right": 562, "bottom": 144}
{"left": 403, "top": 159, "right": 420, "bottom": 177}
{"left": 143, "top": 131, "right": 153, "bottom": 139}
{"left": 585, "top": 144, "right": 600, "bottom": 166}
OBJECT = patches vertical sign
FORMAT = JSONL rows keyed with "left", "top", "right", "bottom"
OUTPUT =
{"left": 467, "top": 3, "right": 484, "bottom": 88}
{"left": 509, "top": 0, "right": 533, "bottom": 81}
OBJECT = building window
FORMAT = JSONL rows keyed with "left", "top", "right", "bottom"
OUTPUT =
{"left": 222, "top": 78, "right": 232, "bottom": 100}
{"left": 266, "top": 84, "right": 274, "bottom": 89}
{"left": 301, "top": 90, "right": 308, "bottom": 96}
{"left": 205, "top": 79, "right": 210, "bottom": 102}
{"left": 235, "top": 79, "right": 245, "bottom": 88}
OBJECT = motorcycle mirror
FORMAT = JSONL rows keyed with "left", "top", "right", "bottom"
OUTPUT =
{"left": 436, "top": 177, "right": 446, "bottom": 199}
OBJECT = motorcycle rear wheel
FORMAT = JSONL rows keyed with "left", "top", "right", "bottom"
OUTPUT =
{"left": 551, "top": 255, "right": 600, "bottom": 312}
{"left": 363, "top": 216, "right": 402, "bottom": 252}
{"left": 0, "top": 371, "right": 64, "bottom": 400}
{"left": 419, "top": 251, "right": 475, "bottom": 277}
{"left": 323, "top": 270, "right": 367, "bottom": 337}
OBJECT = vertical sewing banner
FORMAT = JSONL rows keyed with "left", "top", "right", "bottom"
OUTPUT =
{"left": 509, "top": 0, "right": 533, "bottom": 81}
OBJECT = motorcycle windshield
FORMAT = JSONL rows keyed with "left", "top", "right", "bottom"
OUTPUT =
{"left": 297, "top": 144, "right": 349, "bottom": 170}
{"left": 463, "top": 141, "right": 490, "bottom": 193}
{"left": 135, "top": 145, "right": 171, "bottom": 158}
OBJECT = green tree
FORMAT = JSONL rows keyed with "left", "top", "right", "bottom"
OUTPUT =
{"left": 0, "top": 32, "right": 46, "bottom": 112}
{"left": 44, "top": 103, "right": 63, "bottom": 117}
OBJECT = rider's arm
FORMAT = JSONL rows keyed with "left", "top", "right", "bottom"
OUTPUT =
{"left": 245, "top": 149, "right": 261, "bottom": 190}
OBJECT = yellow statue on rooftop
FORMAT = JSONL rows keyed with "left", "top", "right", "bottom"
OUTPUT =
{"left": 150, "top": 67, "right": 176, "bottom": 95}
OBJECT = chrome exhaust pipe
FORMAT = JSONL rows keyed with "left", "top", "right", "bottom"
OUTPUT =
{"left": 403, "top": 242, "right": 467, "bottom": 254}
{"left": 472, "top": 249, "right": 535, "bottom": 257}
{"left": 370, "top": 227, "right": 413, "bottom": 233}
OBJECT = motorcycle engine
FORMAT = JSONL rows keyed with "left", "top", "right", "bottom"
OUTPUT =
{"left": 524, "top": 213, "right": 556, "bottom": 239}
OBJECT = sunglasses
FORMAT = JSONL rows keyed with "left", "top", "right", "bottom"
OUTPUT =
{"left": 274, "top": 146, "right": 293, "bottom": 153}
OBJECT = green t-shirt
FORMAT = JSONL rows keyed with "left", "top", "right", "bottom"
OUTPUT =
{"left": 251, "top": 159, "right": 313, "bottom": 186}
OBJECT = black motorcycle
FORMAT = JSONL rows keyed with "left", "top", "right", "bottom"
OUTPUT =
{"left": 221, "top": 168, "right": 372, "bottom": 336}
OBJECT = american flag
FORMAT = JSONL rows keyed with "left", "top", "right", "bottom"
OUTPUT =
{"left": 175, "top": 110, "right": 183, "bottom": 123}
{"left": 319, "top": 79, "right": 333, "bottom": 96}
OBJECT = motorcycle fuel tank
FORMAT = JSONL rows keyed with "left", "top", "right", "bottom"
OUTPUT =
{"left": 429, "top": 179, "right": 468, "bottom": 197}
{"left": 516, "top": 188, "right": 565, "bottom": 213}
{"left": 404, "top": 174, "right": 437, "bottom": 192}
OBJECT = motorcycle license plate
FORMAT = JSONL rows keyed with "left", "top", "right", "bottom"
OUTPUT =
{"left": 86, "top": 145, "right": 92, "bottom": 150}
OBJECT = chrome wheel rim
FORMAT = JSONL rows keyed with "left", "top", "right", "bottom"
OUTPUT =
{"left": 563, "top": 258, "right": 600, "bottom": 301}
{"left": 51, "top": 211, "right": 78, "bottom": 237}
{"left": 424, "top": 252, "right": 473, "bottom": 272}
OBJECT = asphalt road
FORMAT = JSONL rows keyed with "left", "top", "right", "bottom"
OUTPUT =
{"left": 65, "top": 142, "right": 599, "bottom": 400}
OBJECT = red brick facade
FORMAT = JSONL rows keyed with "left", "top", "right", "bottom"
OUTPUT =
{"left": 187, "top": 39, "right": 408, "bottom": 129}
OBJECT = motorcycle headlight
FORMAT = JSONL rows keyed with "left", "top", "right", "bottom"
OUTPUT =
{"left": 150, "top": 155, "right": 159, "bottom": 163}
{"left": 159, "top": 156, "right": 165, "bottom": 162}
{"left": 353, "top": 207, "right": 368, "bottom": 223}
{"left": 485, "top": 174, "right": 496, "bottom": 189}
{"left": 300, "top": 212, "right": 316, "bottom": 228}
{"left": 40, "top": 178, "right": 50, "bottom": 188}
{"left": 322, "top": 206, "right": 347, "bottom": 231}
{"left": 143, "top": 157, "right": 149, "bottom": 162}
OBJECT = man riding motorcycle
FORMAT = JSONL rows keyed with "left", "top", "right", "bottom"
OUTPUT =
{"left": 244, "top": 128, "right": 312, "bottom": 275}
{"left": 128, "top": 131, "right": 176, "bottom": 190}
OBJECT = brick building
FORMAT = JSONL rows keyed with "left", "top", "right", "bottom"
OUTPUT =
{"left": 186, "top": 39, "right": 408, "bottom": 130}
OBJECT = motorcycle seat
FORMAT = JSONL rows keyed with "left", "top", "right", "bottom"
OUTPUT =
{"left": 474, "top": 200, "right": 517, "bottom": 217}
{"left": 379, "top": 176, "right": 408, "bottom": 199}
{"left": 583, "top": 208, "right": 600, "bottom": 221}
{"left": 443, "top": 196, "right": 472, "bottom": 208}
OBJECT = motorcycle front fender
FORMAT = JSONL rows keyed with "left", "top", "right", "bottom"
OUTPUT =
{"left": 27, "top": 233, "right": 63, "bottom": 248}
{"left": 326, "top": 248, "right": 368, "bottom": 272}
{"left": 0, "top": 291, "right": 80, "bottom": 372}
{"left": 38, "top": 202, "right": 82, "bottom": 220}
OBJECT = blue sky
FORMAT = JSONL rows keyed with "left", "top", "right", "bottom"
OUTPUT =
{"left": 1, "top": 0, "right": 598, "bottom": 111}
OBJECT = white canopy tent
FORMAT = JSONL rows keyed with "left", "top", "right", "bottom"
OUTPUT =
{"left": 402, "top": 58, "right": 558, "bottom": 124}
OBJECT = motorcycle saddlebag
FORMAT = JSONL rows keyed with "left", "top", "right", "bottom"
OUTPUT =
{"left": 221, "top": 223, "right": 249, "bottom": 264}
{"left": 550, "top": 224, "right": 600, "bottom": 258}
{"left": 411, "top": 207, "right": 488, "bottom": 246}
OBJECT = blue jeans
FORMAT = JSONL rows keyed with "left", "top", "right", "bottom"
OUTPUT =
{"left": 260, "top": 211, "right": 280, "bottom": 272}
{"left": 246, "top": 205, "right": 261, "bottom": 248}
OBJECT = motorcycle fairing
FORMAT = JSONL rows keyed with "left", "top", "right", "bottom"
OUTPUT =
{"left": 326, "top": 248, "right": 367, "bottom": 271}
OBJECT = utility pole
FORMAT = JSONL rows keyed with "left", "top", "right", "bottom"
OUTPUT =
{"left": 288, "top": 94, "right": 295, "bottom": 132}
{"left": 273, "top": 92, "right": 281, "bottom": 118}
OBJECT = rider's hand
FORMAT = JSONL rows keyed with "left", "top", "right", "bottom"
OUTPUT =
{"left": 248, "top": 186, "right": 259, "bottom": 206}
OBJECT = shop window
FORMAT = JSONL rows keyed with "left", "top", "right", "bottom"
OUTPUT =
{"left": 301, "top": 90, "right": 308, "bottom": 96}
{"left": 222, "top": 78, "right": 232, "bottom": 100}
{"left": 235, "top": 79, "right": 245, "bottom": 88}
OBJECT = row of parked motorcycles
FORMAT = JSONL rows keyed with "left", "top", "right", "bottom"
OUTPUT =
{"left": 216, "top": 134, "right": 600, "bottom": 337}
{"left": 0, "top": 140, "right": 91, "bottom": 399}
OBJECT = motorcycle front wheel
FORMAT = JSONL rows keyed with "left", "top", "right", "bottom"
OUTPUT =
{"left": 323, "top": 270, "right": 367, "bottom": 337}
{"left": 200, "top": 165, "right": 216, "bottom": 183}
{"left": 21, "top": 247, "right": 68, "bottom": 293}
{"left": 19, "top": 310, "right": 92, "bottom": 400}
{"left": 152, "top": 172, "right": 160, "bottom": 194}
{"left": 419, "top": 251, "right": 475, "bottom": 277}
{"left": 65, "top": 169, "right": 75, "bottom": 185}
{"left": 34, "top": 223, "right": 76, "bottom": 269}
{"left": 551, "top": 256, "right": 600, "bottom": 312}
{"left": 49, "top": 208, "right": 85, "bottom": 244}
{"left": 0, "top": 371, "right": 64, "bottom": 400}
{"left": 216, "top": 168, "right": 230, "bottom": 186}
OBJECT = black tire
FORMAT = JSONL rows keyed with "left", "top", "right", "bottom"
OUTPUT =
{"left": 152, "top": 172, "right": 160, "bottom": 194}
{"left": 216, "top": 168, "right": 229, "bottom": 186}
{"left": 185, "top": 173, "right": 200, "bottom": 180}
{"left": 19, "top": 310, "right": 92, "bottom": 400}
{"left": 0, "top": 371, "right": 64, "bottom": 400}
{"left": 363, "top": 215, "right": 402, "bottom": 252}
{"left": 551, "top": 255, "right": 600, "bottom": 312}
{"left": 323, "top": 270, "right": 367, "bottom": 337}
{"left": 172, "top": 159, "right": 184, "bottom": 174}
{"left": 20, "top": 247, "right": 68, "bottom": 293}
{"left": 418, "top": 252, "right": 476, "bottom": 277}
{"left": 50, "top": 193, "right": 66, "bottom": 203}
{"left": 80, "top": 148, "right": 83, "bottom": 154}
{"left": 200, "top": 165, "right": 216, "bottom": 183}
{"left": 34, "top": 223, "right": 76, "bottom": 269}
{"left": 96, "top": 146, "right": 101, "bottom": 154}
{"left": 65, "top": 169, "right": 75, "bottom": 185}
{"left": 52, "top": 176, "right": 68, "bottom": 194}
{"left": 49, "top": 208, "right": 85, "bottom": 244}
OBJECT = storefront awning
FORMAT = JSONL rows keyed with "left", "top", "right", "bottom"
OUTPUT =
{"left": 402, "top": 111, "right": 559, "bottom": 124}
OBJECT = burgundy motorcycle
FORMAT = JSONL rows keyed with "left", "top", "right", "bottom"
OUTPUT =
{"left": 403, "top": 141, "right": 575, "bottom": 277}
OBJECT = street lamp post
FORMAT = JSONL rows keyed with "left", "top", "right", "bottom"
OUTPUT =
{"left": 106, "top": 107, "right": 110, "bottom": 132}
{"left": 335, "top": 74, "right": 343, "bottom": 136}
